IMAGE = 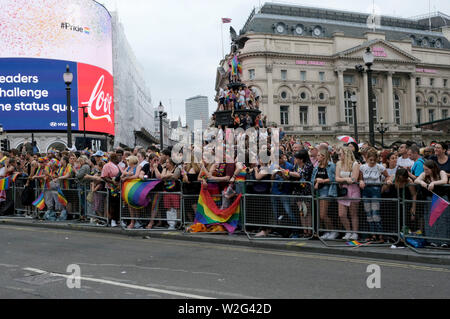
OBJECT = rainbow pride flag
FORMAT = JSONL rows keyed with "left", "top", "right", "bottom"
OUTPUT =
{"left": 346, "top": 241, "right": 363, "bottom": 247}
{"left": 0, "top": 177, "right": 9, "bottom": 190}
{"left": 429, "top": 193, "right": 449, "bottom": 227}
{"left": 122, "top": 179, "right": 161, "bottom": 209}
{"left": 32, "top": 193, "right": 46, "bottom": 210}
{"left": 194, "top": 185, "right": 242, "bottom": 234}
{"left": 57, "top": 189, "right": 68, "bottom": 207}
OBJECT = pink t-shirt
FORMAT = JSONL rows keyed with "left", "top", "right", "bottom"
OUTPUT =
{"left": 101, "top": 162, "right": 119, "bottom": 189}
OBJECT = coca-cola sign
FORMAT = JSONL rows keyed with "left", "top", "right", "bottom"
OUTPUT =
{"left": 77, "top": 62, "right": 115, "bottom": 135}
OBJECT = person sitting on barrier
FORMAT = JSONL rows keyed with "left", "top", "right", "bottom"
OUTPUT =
{"left": 359, "top": 148, "right": 392, "bottom": 242}
{"left": 289, "top": 150, "right": 314, "bottom": 238}
{"left": 313, "top": 149, "right": 338, "bottom": 240}
{"left": 384, "top": 168, "right": 418, "bottom": 234}
{"left": 336, "top": 147, "right": 361, "bottom": 241}
{"left": 414, "top": 160, "right": 449, "bottom": 248}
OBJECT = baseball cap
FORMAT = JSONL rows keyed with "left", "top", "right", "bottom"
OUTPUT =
{"left": 93, "top": 151, "right": 104, "bottom": 157}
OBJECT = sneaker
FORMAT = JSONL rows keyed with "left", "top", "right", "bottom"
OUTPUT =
{"left": 289, "top": 233, "right": 299, "bottom": 239}
{"left": 441, "top": 243, "right": 449, "bottom": 248}
{"left": 167, "top": 225, "right": 176, "bottom": 230}
{"left": 343, "top": 232, "right": 353, "bottom": 240}
{"left": 328, "top": 232, "right": 339, "bottom": 240}
{"left": 350, "top": 233, "right": 359, "bottom": 240}
{"left": 430, "top": 242, "right": 439, "bottom": 248}
{"left": 278, "top": 215, "right": 284, "bottom": 221}
{"left": 134, "top": 221, "right": 143, "bottom": 229}
{"left": 320, "top": 232, "right": 331, "bottom": 239}
{"left": 110, "top": 220, "right": 118, "bottom": 228}
{"left": 120, "top": 221, "right": 127, "bottom": 228}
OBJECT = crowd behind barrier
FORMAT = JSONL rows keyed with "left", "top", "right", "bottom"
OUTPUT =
{"left": 0, "top": 139, "right": 449, "bottom": 251}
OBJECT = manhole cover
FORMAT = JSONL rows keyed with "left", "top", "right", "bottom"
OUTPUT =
{"left": 15, "top": 273, "right": 65, "bottom": 286}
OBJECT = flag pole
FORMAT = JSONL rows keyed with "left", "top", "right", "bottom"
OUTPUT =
{"left": 221, "top": 20, "right": 224, "bottom": 58}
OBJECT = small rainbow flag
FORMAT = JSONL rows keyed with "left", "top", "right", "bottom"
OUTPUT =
{"left": 346, "top": 240, "right": 363, "bottom": 247}
{"left": 57, "top": 189, "right": 68, "bottom": 207}
{"left": 194, "top": 185, "right": 242, "bottom": 234}
{"left": 122, "top": 179, "right": 161, "bottom": 209}
{"left": 429, "top": 193, "right": 449, "bottom": 227}
{"left": 0, "top": 177, "right": 9, "bottom": 190}
{"left": 32, "top": 193, "right": 46, "bottom": 210}
{"left": 11, "top": 172, "right": 20, "bottom": 182}
{"left": 84, "top": 27, "right": 90, "bottom": 34}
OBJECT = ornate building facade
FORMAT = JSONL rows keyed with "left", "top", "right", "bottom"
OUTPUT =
{"left": 216, "top": 3, "right": 450, "bottom": 145}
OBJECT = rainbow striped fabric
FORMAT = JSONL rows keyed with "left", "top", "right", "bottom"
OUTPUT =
{"left": 345, "top": 241, "right": 362, "bottom": 247}
{"left": 429, "top": 193, "right": 449, "bottom": 227}
{"left": 122, "top": 179, "right": 161, "bottom": 209}
{"left": 0, "top": 177, "right": 9, "bottom": 191}
{"left": 32, "top": 193, "right": 46, "bottom": 210}
{"left": 57, "top": 189, "right": 68, "bottom": 207}
{"left": 194, "top": 185, "right": 242, "bottom": 234}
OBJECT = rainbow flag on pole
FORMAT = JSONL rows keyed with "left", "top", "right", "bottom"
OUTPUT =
{"left": 429, "top": 193, "right": 449, "bottom": 227}
{"left": 194, "top": 185, "right": 242, "bottom": 234}
{"left": 32, "top": 193, "right": 46, "bottom": 210}
{"left": 57, "top": 189, "right": 68, "bottom": 207}
{"left": 122, "top": 179, "right": 161, "bottom": 209}
{"left": 0, "top": 177, "right": 9, "bottom": 190}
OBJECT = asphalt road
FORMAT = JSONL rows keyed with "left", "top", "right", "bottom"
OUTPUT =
{"left": 0, "top": 224, "right": 449, "bottom": 299}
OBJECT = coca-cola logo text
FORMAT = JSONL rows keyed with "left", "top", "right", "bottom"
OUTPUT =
{"left": 81, "top": 75, "right": 113, "bottom": 123}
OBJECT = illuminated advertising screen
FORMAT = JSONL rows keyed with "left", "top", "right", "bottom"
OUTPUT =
{"left": 0, "top": 0, "right": 114, "bottom": 135}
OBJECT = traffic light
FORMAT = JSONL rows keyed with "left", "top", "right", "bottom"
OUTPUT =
{"left": 0, "top": 139, "right": 9, "bottom": 152}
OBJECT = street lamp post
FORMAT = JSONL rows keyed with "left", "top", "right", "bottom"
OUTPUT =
{"left": 377, "top": 117, "right": 388, "bottom": 148}
{"left": 158, "top": 102, "right": 168, "bottom": 150}
{"left": 363, "top": 47, "right": 375, "bottom": 147}
{"left": 350, "top": 94, "right": 358, "bottom": 143}
{"left": 63, "top": 65, "right": 73, "bottom": 149}
{"left": 79, "top": 105, "right": 88, "bottom": 149}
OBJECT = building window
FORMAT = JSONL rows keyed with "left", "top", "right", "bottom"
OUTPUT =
{"left": 417, "top": 109, "right": 422, "bottom": 124}
{"left": 318, "top": 92, "right": 325, "bottom": 100}
{"left": 319, "top": 72, "right": 325, "bottom": 82}
{"left": 430, "top": 78, "right": 434, "bottom": 86}
{"left": 429, "top": 109, "right": 435, "bottom": 122}
{"left": 299, "top": 106, "right": 308, "bottom": 125}
{"left": 393, "top": 77, "right": 401, "bottom": 87}
{"left": 280, "top": 91, "right": 287, "bottom": 99}
{"left": 371, "top": 77, "right": 378, "bottom": 86}
{"left": 394, "top": 94, "right": 401, "bottom": 125}
{"left": 318, "top": 107, "right": 326, "bottom": 125}
{"left": 429, "top": 96, "right": 435, "bottom": 104}
{"left": 280, "top": 106, "right": 289, "bottom": 125}
{"left": 442, "top": 109, "right": 448, "bottom": 119}
{"left": 281, "top": 70, "right": 287, "bottom": 80}
{"left": 416, "top": 96, "right": 421, "bottom": 103}
{"left": 249, "top": 69, "right": 255, "bottom": 80}
{"left": 444, "top": 79, "right": 448, "bottom": 87}
{"left": 300, "top": 71, "right": 307, "bottom": 81}
{"left": 443, "top": 96, "right": 448, "bottom": 105}
{"left": 344, "top": 90, "right": 354, "bottom": 125}
{"left": 344, "top": 75, "right": 354, "bottom": 85}
{"left": 416, "top": 77, "right": 421, "bottom": 86}
{"left": 299, "top": 91, "right": 308, "bottom": 100}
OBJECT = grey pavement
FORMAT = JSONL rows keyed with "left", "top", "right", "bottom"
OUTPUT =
{"left": 0, "top": 220, "right": 449, "bottom": 299}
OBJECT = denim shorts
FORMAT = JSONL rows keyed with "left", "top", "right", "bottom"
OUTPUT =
{"left": 317, "top": 185, "right": 330, "bottom": 198}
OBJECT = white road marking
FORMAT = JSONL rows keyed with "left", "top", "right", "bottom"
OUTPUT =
{"left": 23, "top": 267, "right": 214, "bottom": 299}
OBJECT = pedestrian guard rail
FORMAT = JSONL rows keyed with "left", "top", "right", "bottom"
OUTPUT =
{"left": 2, "top": 176, "right": 449, "bottom": 254}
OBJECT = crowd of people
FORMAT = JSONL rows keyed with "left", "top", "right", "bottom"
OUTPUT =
{"left": 0, "top": 138, "right": 449, "bottom": 246}
{"left": 217, "top": 84, "right": 261, "bottom": 111}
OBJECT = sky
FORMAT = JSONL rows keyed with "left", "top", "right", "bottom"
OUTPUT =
{"left": 99, "top": 0, "right": 450, "bottom": 125}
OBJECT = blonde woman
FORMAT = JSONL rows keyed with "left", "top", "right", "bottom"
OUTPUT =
{"left": 335, "top": 147, "right": 361, "bottom": 240}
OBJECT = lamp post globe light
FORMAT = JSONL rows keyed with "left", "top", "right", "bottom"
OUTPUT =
{"left": 362, "top": 47, "right": 375, "bottom": 147}
{"left": 63, "top": 65, "right": 73, "bottom": 149}
{"left": 158, "top": 102, "right": 168, "bottom": 150}
{"left": 350, "top": 93, "right": 358, "bottom": 143}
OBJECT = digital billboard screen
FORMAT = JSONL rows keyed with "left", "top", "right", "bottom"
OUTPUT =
{"left": 0, "top": 0, "right": 114, "bottom": 135}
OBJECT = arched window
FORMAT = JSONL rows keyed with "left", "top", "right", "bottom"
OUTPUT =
{"left": 394, "top": 93, "right": 401, "bottom": 125}
{"left": 47, "top": 142, "right": 67, "bottom": 152}
{"left": 344, "top": 90, "right": 354, "bottom": 125}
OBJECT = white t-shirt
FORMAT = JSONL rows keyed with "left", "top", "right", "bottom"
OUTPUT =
{"left": 219, "top": 88, "right": 225, "bottom": 98}
{"left": 360, "top": 163, "right": 385, "bottom": 185}
{"left": 397, "top": 156, "right": 414, "bottom": 169}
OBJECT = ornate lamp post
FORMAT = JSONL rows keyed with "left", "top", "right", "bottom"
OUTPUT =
{"left": 350, "top": 94, "right": 358, "bottom": 143}
{"left": 363, "top": 47, "right": 375, "bottom": 147}
{"left": 377, "top": 117, "right": 388, "bottom": 148}
{"left": 63, "top": 65, "right": 74, "bottom": 148}
{"left": 158, "top": 102, "right": 168, "bottom": 150}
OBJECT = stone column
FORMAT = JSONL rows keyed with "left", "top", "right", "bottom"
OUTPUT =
{"left": 266, "top": 64, "right": 275, "bottom": 123}
{"left": 336, "top": 68, "right": 345, "bottom": 123}
{"left": 410, "top": 74, "right": 417, "bottom": 125}
{"left": 362, "top": 72, "right": 369, "bottom": 125}
{"left": 386, "top": 72, "right": 394, "bottom": 124}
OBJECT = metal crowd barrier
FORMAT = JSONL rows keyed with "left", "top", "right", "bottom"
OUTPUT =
{"left": 85, "top": 189, "right": 110, "bottom": 226}
{"left": 315, "top": 182, "right": 400, "bottom": 247}
{"left": 243, "top": 180, "right": 314, "bottom": 241}
{"left": 5, "top": 176, "right": 450, "bottom": 254}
